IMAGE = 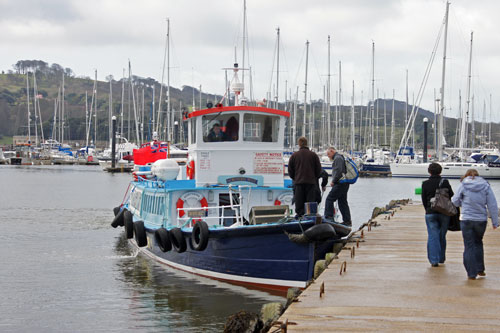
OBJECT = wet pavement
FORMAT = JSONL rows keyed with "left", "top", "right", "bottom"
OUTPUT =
{"left": 278, "top": 201, "right": 500, "bottom": 331}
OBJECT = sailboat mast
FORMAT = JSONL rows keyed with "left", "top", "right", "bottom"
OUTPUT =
{"left": 370, "top": 41, "right": 375, "bottom": 156}
{"left": 437, "top": 1, "right": 450, "bottom": 161}
{"left": 489, "top": 94, "right": 492, "bottom": 146}
{"left": 275, "top": 27, "right": 280, "bottom": 108}
{"left": 327, "top": 35, "right": 331, "bottom": 146}
{"left": 303, "top": 40, "right": 309, "bottom": 138}
{"left": 391, "top": 90, "right": 395, "bottom": 153}
{"left": 109, "top": 78, "right": 113, "bottom": 143}
{"left": 338, "top": 61, "right": 342, "bottom": 149}
{"left": 61, "top": 72, "right": 65, "bottom": 144}
{"left": 26, "top": 72, "right": 31, "bottom": 144}
{"left": 121, "top": 69, "right": 125, "bottom": 138}
{"left": 351, "top": 80, "right": 355, "bottom": 152}
{"left": 459, "top": 31, "right": 473, "bottom": 158}
{"left": 33, "top": 71, "right": 38, "bottom": 146}
{"left": 241, "top": 0, "right": 247, "bottom": 92}
{"left": 167, "top": 18, "right": 171, "bottom": 141}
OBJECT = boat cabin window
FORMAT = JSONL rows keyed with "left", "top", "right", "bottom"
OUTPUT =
{"left": 190, "top": 118, "right": 197, "bottom": 144}
{"left": 202, "top": 114, "right": 239, "bottom": 142}
{"left": 243, "top": 114, "right": 279, "bottom": 142}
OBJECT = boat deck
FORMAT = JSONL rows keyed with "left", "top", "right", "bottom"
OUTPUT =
{"left": 277, "top": 201, "right": 500, "bottom": 331}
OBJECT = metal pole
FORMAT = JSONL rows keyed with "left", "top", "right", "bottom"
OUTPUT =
{"left": 111, "top": 116, "right": 117, "bottom": 169}
{"left": 423, "top": 117, "right": 428, "bottom": 163}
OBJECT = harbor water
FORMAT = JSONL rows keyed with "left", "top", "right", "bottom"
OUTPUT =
{"left": 1, "top": 165, "right": 499, "bottom": 331}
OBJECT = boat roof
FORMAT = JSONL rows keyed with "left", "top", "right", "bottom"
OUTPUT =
{"left": 188, "top": 105, "right": 290, "bottom": 118}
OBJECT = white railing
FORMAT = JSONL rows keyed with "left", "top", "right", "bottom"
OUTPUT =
{"left": 176, "top": 203, "right": 243, "bottom": 228}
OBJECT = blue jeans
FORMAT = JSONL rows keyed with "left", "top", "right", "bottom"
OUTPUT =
{"left": 461, "top": 220, "right": 487, "bottom": 278}
{"left": 425, "top": 214, "right": 450, "bottom": 265}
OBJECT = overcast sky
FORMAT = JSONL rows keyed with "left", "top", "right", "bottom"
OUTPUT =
{"left": 1, "top": 0, "right": 499, "bottom": 121}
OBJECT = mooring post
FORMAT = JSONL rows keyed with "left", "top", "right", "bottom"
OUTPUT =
{"left": 111, "top": 116, "right": 117, "bottom": 169}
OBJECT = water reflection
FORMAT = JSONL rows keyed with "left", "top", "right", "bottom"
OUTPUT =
{"left": 113, "top": 234, "right": 284, "bottom": 332}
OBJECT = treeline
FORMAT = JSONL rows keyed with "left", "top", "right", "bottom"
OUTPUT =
{"left": 12, "top": 60, "right": 75, "bottom": 77}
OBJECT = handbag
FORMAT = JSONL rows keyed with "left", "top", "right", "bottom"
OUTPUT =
{"left": 430, "top": 178, "right": 457, "bottom": 217}
{"left": 448, "top": 207, "right": 461, "bottom": 231}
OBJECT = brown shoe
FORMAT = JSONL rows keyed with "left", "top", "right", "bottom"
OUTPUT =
{"left": 468, "top": 276, "right": 476, "bottom": 280}
{"left": 478, "top": 271, "right": 486, "bottom": 277}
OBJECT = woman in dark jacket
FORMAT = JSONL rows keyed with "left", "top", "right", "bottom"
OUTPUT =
{"left": 421, "top": 162, "right": 454, "bottom": 267}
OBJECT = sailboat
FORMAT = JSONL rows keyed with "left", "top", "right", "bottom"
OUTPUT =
{"left": 390, "top": 2, "right": 500, "bottom": 179}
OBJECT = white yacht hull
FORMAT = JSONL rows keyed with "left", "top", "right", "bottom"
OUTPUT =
{"left": 390, "top": 162, "right": 500, "bottom": 179}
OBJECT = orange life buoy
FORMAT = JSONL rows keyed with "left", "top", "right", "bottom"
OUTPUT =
{"left": 176, "top": 192, "right": 208, "bottom": 218}
{"left": 274, "top": 192, "right": 293, "bottom": 206}
{"left": 186, "top": 159, "right": 195, "bottom": 179}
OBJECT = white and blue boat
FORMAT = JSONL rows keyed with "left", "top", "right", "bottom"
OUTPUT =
{"left": 111, "top": 65, "right": 349, "bottom": 292}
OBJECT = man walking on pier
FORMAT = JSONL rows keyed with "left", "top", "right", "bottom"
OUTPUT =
{"left": 288, "top": 136, "right": 322, "bottom": 217}
{"left": 324, "top": 147, "right": 352, "bottom": 226}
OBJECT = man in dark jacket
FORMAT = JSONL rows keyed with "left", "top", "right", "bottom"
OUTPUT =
{"left": 288, "top": 136, "right": 322, "bottom": 217}
{"left": 421, "top": 162, "right": 454, "bottom": 267}
{"left": 324, "top": 147, "right": 351, "bottom": 226}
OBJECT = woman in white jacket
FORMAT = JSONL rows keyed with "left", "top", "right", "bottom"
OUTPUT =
{"left": 451, "top": 169, "right": 499, "bottom": 280}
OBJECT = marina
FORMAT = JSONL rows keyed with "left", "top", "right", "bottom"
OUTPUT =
{"left": 1, "top": 0, "right": 500, "bottom": 332}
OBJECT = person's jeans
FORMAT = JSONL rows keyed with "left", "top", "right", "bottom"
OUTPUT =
{"left": 425, "top": 213, "right": 450, "bottom": 265}
{"left": 324, "top": 183, "right": 351, "bottom": 223}
{"left": 460, "top": 220, "right": 487, "bottom": 278}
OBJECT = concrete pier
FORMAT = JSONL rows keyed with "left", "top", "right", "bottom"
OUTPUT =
{"left": 277, "top": 201, "right": 500, "bottom": 331}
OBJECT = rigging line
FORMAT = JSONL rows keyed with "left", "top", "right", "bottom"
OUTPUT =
{"left": 291, "top": 44, "right": 307, "bottom": 95}
{"left": 398, "top": 19, "right": 444, "bottom": 153}
{"left": 267, "top": 32, "right": 279, "bottom": 98}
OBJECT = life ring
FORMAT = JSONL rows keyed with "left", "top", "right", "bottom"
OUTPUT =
{"left": 186, "top": 159, "right": 195, "bottom": 179}
{"left": 124, "top": 210, "right": 134, "bottom": 239}
{"left": 169, "top": 227, "right": 187, "bottom": 253}
{"left": 274, "top": 192, "right": 293, "bottom": 206}
{"left": 154, "top": 228, "right": 171, "bottom": 252}
{"left": 191, "top": 221, "right": 209, "bottom": 251}
{"left": 133, "top": 221, "right": 147, "bottom": 247}
{"left": 176, "top": 192, "right": 208, "bottom": 218}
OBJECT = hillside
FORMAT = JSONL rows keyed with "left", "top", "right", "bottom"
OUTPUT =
{"left": 0, "top": 60, "right": 498, "bottom": 149}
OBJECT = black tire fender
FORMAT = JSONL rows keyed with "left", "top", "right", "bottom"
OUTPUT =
{"left": 169, "top": 227, "right": 187, "bottom": 253}
{"left": 123, "top": 210, "right": 134, "bottom": 239}
{"left": 111, "top": 208, "right": 124, "bottom": 228}
{"left": 155, "top": 228, "right": 172, "bottom": 252}
{"left": 133, "top": 221, "right": 147, "bottom": 247}
{"left": 304, "top": 223, "right": 336, "bottom": 241}
{"left": 191, "top": 221, "right": 209, "bottom": 251}
{"left": 113, "top": 206, "right": 121, "bottom": 217}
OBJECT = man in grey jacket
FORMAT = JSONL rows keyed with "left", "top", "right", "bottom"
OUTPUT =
{"left": 324, "top": 147, "right": 351, "bottom": 226}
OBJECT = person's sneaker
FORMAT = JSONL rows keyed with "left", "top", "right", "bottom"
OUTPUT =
{"left": 342, "top": 221, "right": 352, "bottom": 227}
{"left": 468, "top": 276, "right": 476, "bottom": 280}
{"left": 431, "top": 263, "right": 439, "bottom": 267}
{"left": 478, "top": 271, "right": 486, "bottom": 277}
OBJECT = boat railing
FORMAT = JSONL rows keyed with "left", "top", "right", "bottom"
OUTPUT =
{"left": 176, "top": 203, "right": 243, "bottom": 228}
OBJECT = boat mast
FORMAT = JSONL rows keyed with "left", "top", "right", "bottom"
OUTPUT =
{"left": 489, "top": 94, "right": 492, "bottom": 146}
{"left": 93, "top": 70, "right": 98, "bottom": 147}
{"left": 370, "top": 41, "right": 375, "bottom": 157}
{"left": 61, "top": 72, "right": 65, "bottom": 143}
{"left": 350, "top": 80, "right": 355, "bottom": 153}
{"left": 121, "top": 69, "right": 125, "bottom": 139}
{"left": 33, "top": 71, "right": 38, "bottom": 146}
{"left": 275, "top": 27, "right": 280, "bottom": 109}
{"left": 437, "top": 1, "right": 450, "bottom": 161}
{"left": 391, "top": 89, "right": 395, "bottom": 154}
{"left": 26, "top": 72, "right": 31, "bottom": 145}
{"left": 157, "top": 18, "right": 169, "bottom": 136}
{"left": 167, "top": 18, "right": 171, "bottom": 141}
{"left": 303, "top": 40, "right": 309, "bottom": 138}
{"left": 383, "top": 93, "right": 387, "bottom": 145}
{"left": 338, "top": 61, "right": 342, "bottom": 149}
{"left": 459, "top": 31, "right": 473, "bottom": 159}
{"left": 109, "top": 77, "right": 112, "bottom": 143}
{"left": 327, "top": 35, "right": 331, "bottom": 146}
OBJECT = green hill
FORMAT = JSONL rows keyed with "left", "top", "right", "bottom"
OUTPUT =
{"left": 0, "top": 59, "right": 497, "bottom": 149}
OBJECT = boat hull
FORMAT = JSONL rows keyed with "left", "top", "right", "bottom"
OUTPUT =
{"left": 134, "top": 221, "right": 340, "bottom": 291}
{"left": 390, "top": 162, "right": 500, "bottom": 179}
